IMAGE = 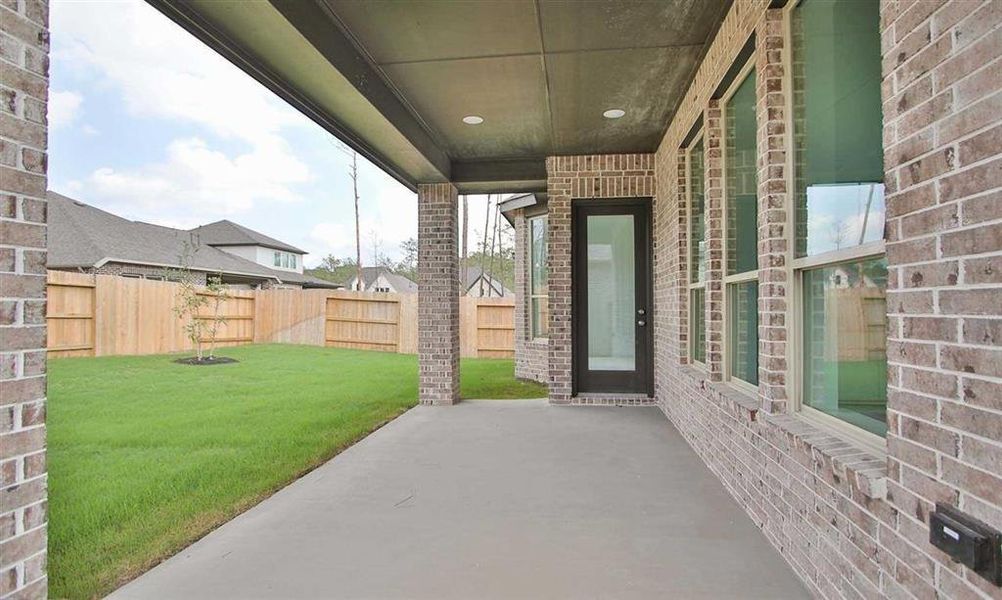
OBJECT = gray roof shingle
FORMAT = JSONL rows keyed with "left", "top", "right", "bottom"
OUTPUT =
{"left": 189, "top": 220, "right": 306, "bottom": 254}
{"left": 350, "top": 266, "right": 417, "bottom": 293}
{"left": 46, "top": 192, "right": 338, "bottom": 288}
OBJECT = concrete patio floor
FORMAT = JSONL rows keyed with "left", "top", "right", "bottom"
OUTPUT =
{"left": 109, "top": 400, "right": 808, "bottom": 599}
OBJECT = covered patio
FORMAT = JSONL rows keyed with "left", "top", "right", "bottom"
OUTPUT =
{"left": 147, "top": 0, "right": 735, "bottom": 406}
{"left": 109, "top": 401, "right": 807, "bottom": 599}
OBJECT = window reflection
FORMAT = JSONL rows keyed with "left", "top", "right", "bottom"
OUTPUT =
{"left": 802, "top": 257, "right": 888, "bottom": 436}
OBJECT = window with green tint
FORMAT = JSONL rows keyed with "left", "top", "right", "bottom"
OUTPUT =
{"left": 689, "top": 137, "right": 706, "bottom": 284}
{"left": 690, "top": 287, "right": 706, "bottom": 364}
{"left": 802, "top": 257, "right": 888, "bottom": 436}
{"left": 793, "top": 0, "right": 884, "bottom": 258}
{"left": 529, "top": 215, "right": 548, "bottom": 339}
{"left": 726, "top": 70, "right": 758, "bottom": 276}
{"left": 728, "top": 281, "right": 758, "bottom": 385}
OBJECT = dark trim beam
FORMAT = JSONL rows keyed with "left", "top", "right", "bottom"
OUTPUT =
{"left": 450, "top": 159, "right": 548, "bottom": 194}
{"left": 146, "top": 0, "right": 452, "bottom": 192}
{"left": 268, "top": 0, "right": 450, "bottom": 181}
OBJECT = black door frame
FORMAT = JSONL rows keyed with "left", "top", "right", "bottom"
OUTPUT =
{"left": 571, "top": 198, "right": 654, "bottom": 396}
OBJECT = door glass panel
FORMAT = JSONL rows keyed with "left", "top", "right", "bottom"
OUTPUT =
{"left": 587, "top": 215, "right": 635, "bottom": 371}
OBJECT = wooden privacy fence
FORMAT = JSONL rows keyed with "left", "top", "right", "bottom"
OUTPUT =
{"left": 47, "top": 271, "right": 255, "bottom": 358}
{"left": 46, "top": 272, "right": 515, "bottom": 359}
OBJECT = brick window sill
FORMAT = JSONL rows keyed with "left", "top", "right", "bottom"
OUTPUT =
{"left": 676, "top": 364, "right": 888, "bottom": 501}
{"left": 766, "top": 412, "right": 888, "bottom": 501}
{"left": 679, "top": 364, "right": 761, "bottom": 421}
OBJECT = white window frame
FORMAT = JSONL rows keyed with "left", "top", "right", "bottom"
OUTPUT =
{"left": 784, "top": 0, "right": 888, "bottom": 450}
{"left": 273, "top": 251, "right": 282, "bottom": 267}
{"left": 528, "top": 214, "right": 548, "bottom": 341}
{"left": 685, "top": 130, "right": 707, "bottom": 370}
{"left": 720, "top": 57, "right": 760, "bottom": 397}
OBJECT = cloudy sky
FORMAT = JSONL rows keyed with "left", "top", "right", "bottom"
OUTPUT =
{"left": 48, "top": 0, "right": 496, "bottom": 267}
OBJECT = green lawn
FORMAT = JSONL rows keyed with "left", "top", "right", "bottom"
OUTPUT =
{"left": 48, "top": 344, "right": 546, "bottom": 599}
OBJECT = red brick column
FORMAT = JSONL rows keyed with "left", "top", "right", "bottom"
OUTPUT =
{"left": 703, "top": 102, "right": 725, "bottom": 382}
{"left": 755, "top": 9, "right": 790, "bottom": 414}
{"left": 417, "top": 183, "right": 460, "bottom": 405}
{"left": 0, "top": 0, "right": 49, "bottom": 596}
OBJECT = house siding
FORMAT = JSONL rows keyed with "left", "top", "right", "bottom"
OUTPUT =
{"left": 0, "top": 0, "right": 49, "bottom": 596}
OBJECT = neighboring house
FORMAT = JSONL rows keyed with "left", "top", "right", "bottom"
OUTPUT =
{"left": 46, "top": 191, "right": 340, "bottom": 289}
{"left": 189, "top": 220, "right": 306, "bottom": 275}
{"left": 461, "top": 265, "right": 511, "bottom": 297}
{"left": 343, "top": 266, "right": 417, "bottom": 294}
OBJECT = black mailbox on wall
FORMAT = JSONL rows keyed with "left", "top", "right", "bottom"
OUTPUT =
{"left": 929, "top": 503, "right": 1002, "bottom": 587}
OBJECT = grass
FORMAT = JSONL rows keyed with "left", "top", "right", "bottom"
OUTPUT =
{"left": 48, "top": 344, "right": 546, "bottom": 599}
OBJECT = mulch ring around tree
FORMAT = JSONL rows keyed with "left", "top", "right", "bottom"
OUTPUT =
{"left": 173, "top": 356, "right": 239, "bottom": 366}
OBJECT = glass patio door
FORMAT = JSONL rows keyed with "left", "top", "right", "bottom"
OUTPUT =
{"left": 572, "top": 199, "right": 653, "bottom": 395}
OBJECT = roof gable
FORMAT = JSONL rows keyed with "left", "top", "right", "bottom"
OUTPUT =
{"left": 46, "top": 192, "right": 334, "bottom": 286}
{"left": 189, "top": 220, "right": 306, "bottom": 254}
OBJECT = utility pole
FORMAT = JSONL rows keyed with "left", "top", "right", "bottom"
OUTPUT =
{"left": 478, "top": 195, "right": 491, "bottom": 297}
{"left": 486, "top": 200, "right": 500, "bottom": 297}
{"left": 461, "top": 194, "right": 469, "bottom": 268}
{"left": 351, "top": 151, "right": 362, "bottom": 291}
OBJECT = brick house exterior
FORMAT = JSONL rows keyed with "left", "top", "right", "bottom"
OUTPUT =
{"left": 0, "top": 0, "right": 49, "bottom": 597}
{"left": 2, "top": 0, "right": 999, "bottom": 597}
{"left": 505, "top": 1, "right": 1002, "bottom": 597}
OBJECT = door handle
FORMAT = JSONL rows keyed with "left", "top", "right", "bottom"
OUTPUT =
{"left": 637, "top": 320, "right": 646, "bottom": 327}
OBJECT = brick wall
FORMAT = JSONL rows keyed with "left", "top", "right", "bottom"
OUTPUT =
{"left": 0, "top": 0, "right": 49, "bottom": 597}
{"left": 644, "top": 0, "right": 1002, "bottom": 598}
{"left": 755, "top": 9, "right": 790, "bottom": 415}
{"left": 703, "top": 101, "right": 725, "bottom": 382}
{"left": 544, "top": 154, "right": 655, "bottom": 404}
{"left": 512, "top": 208, "right": 547, "bottom": 383}
{"left": 417, "top": 183, "right": 460, "bottom": 405}
{"left": 882, "top": 0, "right": 1002, "bottom": 592}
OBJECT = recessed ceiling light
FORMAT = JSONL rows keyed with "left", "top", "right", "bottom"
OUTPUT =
{"left": 603, "top": 108, "right": 626, "bottom": 119}
{"left": 462, "top": 115, "right": 484, "bottom": 125}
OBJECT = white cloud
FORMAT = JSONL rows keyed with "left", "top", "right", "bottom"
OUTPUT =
{"left": 84, "top": 137, "right": 310, "bottom": 224}
{"left": 309, "top": 190, "right": 415, "bottom": 260}
{"left": 48, "top": 90, "right": 82, "bottom": 129}
{"left": 52, "top": 1, "right": 302, "bottom": 146}
{"left": 52, "top": 0, "right": 313, "bottom": 225}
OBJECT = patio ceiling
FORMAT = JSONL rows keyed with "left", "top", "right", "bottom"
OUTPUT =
{"left": 148, "top": 0, "right": 732, "bottom": 193}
